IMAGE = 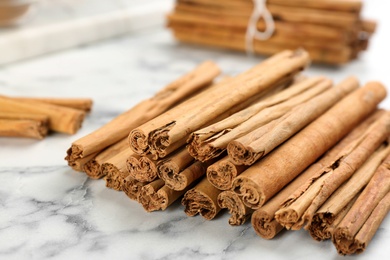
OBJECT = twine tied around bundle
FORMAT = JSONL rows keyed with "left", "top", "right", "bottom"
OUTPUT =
{"left": 245, "top": 0, "right": 275, "bottom": 56}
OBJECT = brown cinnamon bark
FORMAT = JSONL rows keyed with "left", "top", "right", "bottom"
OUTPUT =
{"left": 218, "top": 190, "right": 254, "bottom": 226}
{"left": 138, "top": 179, "right": 165, "bottom": 212}
{"left": 9, "top": 97, "right": 93, "bottom": 112}
{"left": 67, "top": 61, "right": 220, "bottom": 164}
{"left": 182, "top": 177, "right": 222, "bottom": 220}
{"left": 308, "top": 144, "right": 390, "bottom": 241}
{"left": 83, "top": 138, "right": 128, "bottom": 179}
{"left": 232, "top": 81, "right": 386, "bottom": 210}
{"left": 161, "top": 159, "right": 214, "bottom": 191}
{"left": 126, "top": 154, "right": 159, "bottom": 182}
{"left": 101, "top": 148, "right": 134, "bottom": 191}
{"left": 207, "top": 156, "right": 248, "bottom": 190}
{"left": 275, "top": 111, "right": 390, "bottom": 230}
{"left": 122, "top": 176, "right": 149, "bottom": 201}
{"left": 0, "top": 112, "right": 49, "bottom": 139}
{"left": 188, "top": 77, "right": 331, "bottom": 162}
{"left": 0, "top": 96, "right": 85, "bottom": 134}
{"left": 130, "top": 50, "right": 309, "bottom": 159}
{"left": 228, "top": 76, "right": 358, "bottom": 165}
{"left": 354, "top": 192, "right": 390, "bottom": 254}
{"left": 332, "top": 154, "right": 390, "bottom": 255}
{"left": 157, "top": 147, "right": 194, "bottom": 184}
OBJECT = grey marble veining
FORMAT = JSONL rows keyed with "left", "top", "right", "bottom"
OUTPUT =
{"left": 1, "top": 1, "right": 390, "bottom": 257}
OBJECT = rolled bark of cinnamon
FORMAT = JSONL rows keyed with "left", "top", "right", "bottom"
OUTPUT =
{"left": 308, "top": 144, "right": 390, "bottom": 241}
{"left": 188, "top": 77, "right": 331, "bottom": 162}
{"left": 122, "top": 176, "right": 149, "bottom": 201}
{"left": 182, "top": 177, "right": 222, "bottom": 220}
{"left": 332, "top": 153, "right": 390, "bottom": 255}
{"left": 353, "top": 192, "right": 390, "bottom": 254}
{"left": 157, "top": 147, "right": 194, "bottom": 184}
{"left": 0, "top": 96, "right": 85, "bottom": 134}
{"left": 9, "top": 97, "right": 93, "bottom": 112}
{"left": 232, "top": 81, "right": 386, "bottom": 210}
{"left": 126, "top": 154, "right": 159, "bottom": 182}
{"left": 0, "top": 112, "right": 49, "bottom": 139}
{"left": 218, "top": 190, "right": 254, "bottom": 225}
{"left": 275, "top": 111, "right": 390, "bottom": 230}
{"left": 69, "top": 152, "right": 99, "bottom": 172}
{"left": 228, "top": 76, "right": 358, "bottom": 165}
{"left": 83, "top": 138, "right": 128, "bottom": 179}
{"left": 207, "top": 156, "right": 248, "bottom": 190}
{"left": 101, "top": 148, "right": 134, "bottom": 191}
{"left": 67, "top": 61, "right": 220, "bottom": 164}
{"left": 161, "top": 159, "right": 214, "bottom": 191}
{"left": 138, "top": 179, "right": 165, "bottom": 212}
{"left": 130, "top": 50, "right": 309, "bottom": 159}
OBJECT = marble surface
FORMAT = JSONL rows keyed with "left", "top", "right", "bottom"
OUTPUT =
{"left": 1, "top": 1, "right": 390, "bottom": 259}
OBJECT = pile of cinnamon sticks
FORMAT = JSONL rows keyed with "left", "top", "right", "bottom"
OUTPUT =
{"left": 66, "top": 50, "right": 389, "bottom": 256}
{"left": 0, "top": 96, "right": 92, "bottom": 139}
{"left": 167, "top": 0, "right": 376, "bottom": 65}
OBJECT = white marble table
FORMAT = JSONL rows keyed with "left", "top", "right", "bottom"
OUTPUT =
{"left": 1, "top": 1, "right": 390, "bottom": 259}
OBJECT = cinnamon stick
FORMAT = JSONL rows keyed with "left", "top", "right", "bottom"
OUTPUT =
{"left": 228, "top": 76, "right": 358, "bottom": 165}
{"left": 122, "top": 176, "right": 149, "bottom": 201}
{"left": 354, "top": 192, "right": 390, "bottom": 254}
{"left": 138, "top": 179, "right": 165, "bottom": 212}
{"left": 218, "top": 190, "right": 254, "bottom": 225}
{"left": 157, "top": 147, "right": 194, "bottom": 184}
{"left": 308, "top": 144, "right": 390, "bottom": 241}
{"left": 232, "top": 81, "right": 386, "bottom": 209}
{"left": 0, "top": 96, "right": 85, "bottom": 134}
{"left": 67, "top": 61, "right": 220, "bottom": 164}
{"left": 332, "top": 153, "right": 390, "bottom": 255}
{"left": 182, "top": 177, "right": 222, "bottom": 220}
{"left": 0, "top": 112, "right": 49, "bottom": 139}
{"left": 130, "top": 50, "right": 309, "bottom": 159}
{"left": 206, "top": 156, "right": 248, "bottom": 190}
{"left": 160, "top": 159, "right": 214, "bottom": 191}
{"left": 126, "top": 154, "right": 159, "bottom": 182}
{"left": 275, "top": 111, "right": 390, "bottom": 230}
{"left": 101, "top": 148, "right": 134, "bottom": 191}
{"left": 83, "top": 138, "right": 128, "bottom": 179}
{"left": 9, "top": 97, "right": 93, "bottom": 112}
{"left": 188, "top": 77, "right": 331, "bottom": 162}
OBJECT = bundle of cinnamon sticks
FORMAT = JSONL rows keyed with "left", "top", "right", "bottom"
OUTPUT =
{"left": 0, "top": 96, "right": 92, "bottom": 139}
{"left": 167, "top": 0, "right": 376, "bottom": 65}
{"left": 66, "top": 49, "right": 389, "bottom": 256}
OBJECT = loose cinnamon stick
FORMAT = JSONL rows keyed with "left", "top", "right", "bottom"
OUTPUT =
{"left": 122, "top": 176, "right": 149, "bottom": 201}
{"left": 157, "top": 147, "right": 194, "bottom": 184}
{"left": 354, "top": 192, "right": 390, "bottom": 254}
{"left": 228, "top": 76, "right": 358, "bottom": 165}
{"left": 83, "top": 138, "right": 128, "bottom": 179}
{"left": 67, "top": 61, "right": 220, "bottom": 163}
{"left": 232, "top": 81, "right": 386, "bottom": 210}
{"left": 161, "top": 159, "right": 214, "bottom": 191}
{"left": 218, "top": 190, "right": 254, "bottom": 226}
{"left": 207, "top": 156, "right": 248, "bottom": 190}
{"left": 101, "top": 148, "right": 134, "bottom": 191}
{"left": 126, "top": 154, "right": 159, "bottom": 182}
{"left": 0, "top": 96, "right": 85, "bottom": 134}
{"left": 9, "top": 97, "right": 93, "bottom": 112}
{"left": 182, "top": 177, "right": 222, "bottom": 220}
{"left": 188, "top": 77, "right": 331, "bottom": 162}
{"left": 308, "top": 144, "right": 390, "bottom": 241}
{"left": 332, "top": 154, "right": 390, "bottom": 255}
{"left": 275, "top": 112, "right": 390, "bottom": 230}
{"left": 130, "top": 50, "right": 309, "bottom": 159}
{"left": 0, "top": 112, "right": 49, "bottom": 139}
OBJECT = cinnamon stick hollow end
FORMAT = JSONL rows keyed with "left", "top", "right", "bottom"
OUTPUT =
{"left": 251, "top": 209, "right": 284, "bottom": 240}
{"left": 181, "top": 178, "right": 221, "bottom": 220}
{"left": 217, "top": 190, "right": 254, "bottom": 226}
